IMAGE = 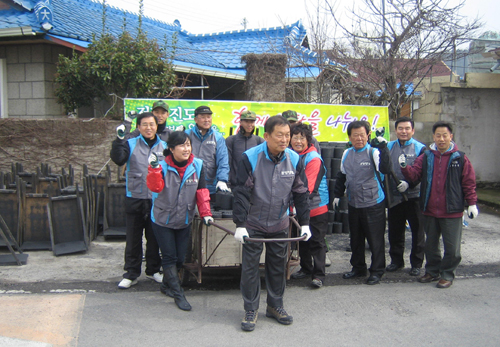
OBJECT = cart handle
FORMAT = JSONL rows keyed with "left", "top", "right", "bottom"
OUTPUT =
{"left": 208, "top": 217, "right": 306, "bottom": 243}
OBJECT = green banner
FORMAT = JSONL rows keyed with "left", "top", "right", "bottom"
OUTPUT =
{"left": 124, "top": 99, "right": 390, "bottom": 142}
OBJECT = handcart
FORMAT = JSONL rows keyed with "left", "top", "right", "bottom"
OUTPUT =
{"left": 181, "top": 216, "right": 306, "bottom": 284}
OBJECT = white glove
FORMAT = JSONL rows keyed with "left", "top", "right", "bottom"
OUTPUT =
{"left": 116, "top": 124, "right": 126, "bottom": 140}
{"left": 175, "top": 125, "right": 186, "bottom": 131}
{"left": 332, "top": 198, "right": 340, "bottom": 210}
{"left": 148, "top": 153, "right": 159, "bottom": 168}
{"left": 467, "top": 205, "right": 478, "bottom": 219}
{"left": 216, "top": 181, "right": 231, "bottom": 192}
{"left": 398, "top": 154, "right": 407, "bottom": 168}
{"left": 234, "top": 227, "right": 249, "bottom": 244}
{"left": 203, "top": 216, "right": 214, "bottom": 225}
{"left": 371, "top": 136, "right": 387, "bottom": 148}
{"left": 301, "top": 225, "right": 312, "bottom": 241}
{"left": 397, "top": 180, "right": 409, "bottom": 193}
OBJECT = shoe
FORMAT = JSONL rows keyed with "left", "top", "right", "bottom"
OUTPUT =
{"left": 436, "top": 279, "right": 453, "bottom": 289}
{"left": 266, "top": 306, "right": 293, "bottom": 325}
{"left": 342, "top": 270, "right": 367, "bottom": 279}
{"left": 118, "top": 278, "right": 138, "bottom": 289}
{"left": 311, "top": 278, "right": 323, "bottom": 288}
{"left": 386, "top": 263, "right": 403, "bottom": 272}
{"left": 366, "top": 275, "right": 381, "bottom": 285}
{"left": 291, "top": 270, "right": 310, "bottom": 280}
{"left": 241, "top": 310, "right": 258, "bottom": 331}
{"left": 409, "top": 267, "right": 421, "bottom": 276}
{"left": 160, "top": 283, "right": 174, "bottom": 298}
{"left": 418, "top": 273, "right": 440, "bottom": 283}
{"left": 325, "top": 256, "right": 332, "bottom": 267}
{"left": 146, "top": 272, "right": 163, "bottom": 283}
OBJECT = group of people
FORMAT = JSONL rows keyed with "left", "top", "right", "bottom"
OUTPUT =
{"left": 332, "top": 118, "right": 478, "bottom": 290}
{"left": 110, "top": 101, "right": 479, "bottom": 332}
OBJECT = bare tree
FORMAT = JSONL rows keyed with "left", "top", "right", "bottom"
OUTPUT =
{"left": 325, "top": 0, "right": 483, "bottom": 119}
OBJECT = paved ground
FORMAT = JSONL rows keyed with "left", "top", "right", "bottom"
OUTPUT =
{"left": 0, "top": 197, "right": 499, "bottom": 346}
{"left": 1, "top": 277, "right": 500, "bottom": 347}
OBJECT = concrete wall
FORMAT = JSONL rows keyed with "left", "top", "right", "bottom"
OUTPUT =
{"left": 0, "top": 43, "right": 70, "bottom": 119}
{"left": 441, "top": 86, "right": 500, "bottom": 183}
{"left": 410, "top": 73, "right": 500, "bottom": 183}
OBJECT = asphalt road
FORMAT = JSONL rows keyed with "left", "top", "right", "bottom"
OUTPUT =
{"left": 1, "top": 277, "right": 499, "bottom": 347}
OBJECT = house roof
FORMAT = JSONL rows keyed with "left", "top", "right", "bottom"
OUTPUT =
{"left": 0, "top": 0, "right": 329, "bottom": 79}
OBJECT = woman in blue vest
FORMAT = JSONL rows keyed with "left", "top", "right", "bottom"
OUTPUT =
{"left": 147, "top": 131, "right": 213, "bottom": 311}
{"left": 289, "top": 122, "right": 329, "bottom": 288}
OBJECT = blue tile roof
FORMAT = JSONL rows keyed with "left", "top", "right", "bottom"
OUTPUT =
{"left": 0, "top": 0, "right": 332, "bottom": 77}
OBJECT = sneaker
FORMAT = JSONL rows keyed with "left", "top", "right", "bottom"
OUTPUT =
{"left": 311, "top": 278, "right": 323, "bottom": 288}
{"left": 146, "top": 272, "right": 163, "bottom": 283}
{"left": 118, "top": 278, "right": 138, "bottom": 289}
{"left": 241, "top": 310, "right": 258, "bottom": 331}
{"left": 266, "top": 306, "right": 293, "bottom": 325}
{"left": 290, "top": 270, "right": 310, "bottom": 279}
{"left": 325, "top": 256, "right": 332, "bottom": 267}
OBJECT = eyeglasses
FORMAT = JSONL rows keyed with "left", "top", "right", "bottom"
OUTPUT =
{"left": 291, "top": 136, "right": 306, "bottom": 142}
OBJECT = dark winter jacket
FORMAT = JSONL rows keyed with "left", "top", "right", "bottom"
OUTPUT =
{"left": 226, "top": 131, "right": 264, "bottom": 186}
{"left": 185, "top": 125, "right": 229, "bottom": 194}
{"left": 233, "top": 142, "right": 310, "bottom": 233}
{"left": 401, "top": 142, "right": 477, "bottom": 218}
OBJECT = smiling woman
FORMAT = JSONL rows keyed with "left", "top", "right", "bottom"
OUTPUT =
{"left": 146, "top": 130, "right": 213, "bottom": 311}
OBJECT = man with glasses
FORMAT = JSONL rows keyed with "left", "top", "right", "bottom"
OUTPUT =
{"left": 128, "top": 100, "right": 172, "bottom": 142}
{"left": 111, "top": 112, "right": 167, "bottom": 289}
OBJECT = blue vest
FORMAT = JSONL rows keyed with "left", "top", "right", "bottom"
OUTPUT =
{"left": 387, "top": 138, "right": 426, "bottom": 205}
{"left": 342, "top": 143, "right": 385, "bottom": 208}
{"left": 126, "top": 135, "right": 166, "bottom": 199}
{"left": 302, "top": 151, "right": 329, "bottom": 210}
{"left": 151, "top": 158, "right": 203, "bottom": 229}
{"left": 245, "top": 143, "right": 300, "bottom": 231}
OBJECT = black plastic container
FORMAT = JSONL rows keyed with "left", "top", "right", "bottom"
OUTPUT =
{"left": 215, "top": 191, "right": 233, "bottom": 211}
{"left": 332, "top": 221, "right": 343, "bottom": 234}
{"left": 331, "top": 158, "right": 341, "bottom": 177}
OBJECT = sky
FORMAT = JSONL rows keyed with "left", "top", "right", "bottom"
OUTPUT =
{"left": 103, "top": 0, "right": 500, "bottom": 36}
